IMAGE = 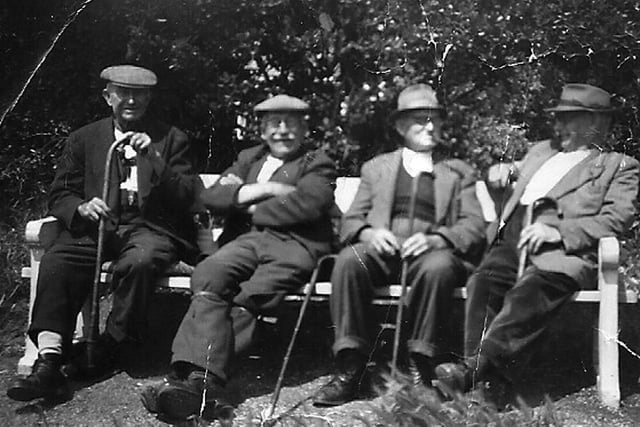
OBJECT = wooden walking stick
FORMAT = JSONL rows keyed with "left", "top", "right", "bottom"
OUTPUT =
{"left": 517, "top": 202, "right": 535, "bottom": 279}
{"left": 391, "top": 173, "right": 421, "bottom": 378}
{"left": 86, "top": 135, "right": 131, "bottom": 374}
{"left": 265, "top": 255, "right": 333, "bottom": 420}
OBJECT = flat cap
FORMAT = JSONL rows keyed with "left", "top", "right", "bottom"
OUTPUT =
{"left": 254, "top": 94, "right": 310, "bottom": 113}
{"left": 100, "top": 65, "right": 157, "bottom": 88}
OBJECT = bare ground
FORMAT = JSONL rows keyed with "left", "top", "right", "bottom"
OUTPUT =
{"left": 2, "top": 293, "right": 640, "bottom": 426}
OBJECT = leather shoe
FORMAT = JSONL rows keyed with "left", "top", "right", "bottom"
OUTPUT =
{"left": 7, "top": 353, "right": 70, "bottom": 402}
{"left": 313, "top": 350, "right": 366, "bottom": 407}
{"left": 313, "top": 371, "right": 363, "bottom": 407}
{"left": 434, "top": 362, "right": 473, "bottom": 394}
{"left": 153, "top": 370, "right": 231, "bottom": 421}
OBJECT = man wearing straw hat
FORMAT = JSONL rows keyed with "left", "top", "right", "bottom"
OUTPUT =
{"left": 6, "top": 65, "right": 198, "bottom": 402}
{"left": 435, "top": 83, "right": 639, "bottom": 399}
{"left": 313, "top": 84, "right": 486, "bottom": 406}
{"left": 142, "top": 94, "right": 337, "bottom": 420}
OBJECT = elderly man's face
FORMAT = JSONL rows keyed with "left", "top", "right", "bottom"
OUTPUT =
{"left": 553, "top": 111, "right": 610, "bottom": 151}
{"left": 395, "top": 110, "right": 443, "bottom": 152}
{"left": 102, "top": 84, "right": 151, "bottom": 130}
{"left": 261, "top": 112, "right": 306, "bottom": 159}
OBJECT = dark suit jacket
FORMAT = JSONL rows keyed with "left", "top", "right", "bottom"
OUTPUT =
{"left": 48, "top": 117, "right": 198, "bottom": 258}
{"left": 201, "top": 144, "right": 337, "bottom": 260}
{"left": 488, "top": 140, "right": 639, "bottom": 286}
{"left": 340, "top": 148, "right": 486, "bottom": 265}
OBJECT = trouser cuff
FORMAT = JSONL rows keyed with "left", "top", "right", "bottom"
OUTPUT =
{"left": 332, "top": 336, "right": 370, "bottom": 357}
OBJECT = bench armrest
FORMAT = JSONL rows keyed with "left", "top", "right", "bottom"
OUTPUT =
{"left": 598, "top": 236, "right": 620, "bottom": 291}
{"left": 597, "top": 235, "right": 621, "bottom": 408}
{"left": 25, "top": 216, "right": 61, "bottom": 249}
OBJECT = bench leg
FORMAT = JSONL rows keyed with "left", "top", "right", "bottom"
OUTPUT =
{"left": 18, "top": 248, "right": 43, "bottom": 375}
{"left": 597, "top": 237, "right": 620, "bottom": 409}
{"left": 18, "top": 247, "right": 91, "bottom": 375}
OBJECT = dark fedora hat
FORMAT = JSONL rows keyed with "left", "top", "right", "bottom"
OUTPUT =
{"left": 544, "top": 83, "right": 615, "bottom": 113}
{"left": 390, "top": 84, "right": 443, "bottom": 120}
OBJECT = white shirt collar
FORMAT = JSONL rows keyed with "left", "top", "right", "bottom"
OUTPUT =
{"left": 402, "top": 147, "right": 433, "bottom": 177}
{"left": 256, "top": 155, "right": 284, "bottom": 183}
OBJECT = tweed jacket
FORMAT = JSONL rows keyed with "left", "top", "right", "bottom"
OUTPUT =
{"left": 202, "top": 144, "right": 337, "bottom": 260}
{"left": 48, "top": 117, "right": 198, "bottom": 257}
{"left": 340, "top": 148, "right": 486, "bottom": 265}
{"left": 488, "top": 139, "right": 639, "bottom": 287}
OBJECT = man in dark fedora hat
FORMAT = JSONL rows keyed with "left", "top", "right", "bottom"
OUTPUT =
{"left": 435, "top": 83, "right": 639, "bottom": 400}
{"left": 312, "top": 84, "right": 486, "bottom": 406}
{"left": 141, "top": 94, "right": 337, "bottom": 420}
{"left": 7, "top": 65, "right": 198, "bottom": 402}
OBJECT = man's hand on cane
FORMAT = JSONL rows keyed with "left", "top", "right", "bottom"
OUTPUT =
{"left": 517, "top": 223, "right": 562, "bottom": 254}
{"left": 360, "top": 228, "right": 400, "bottom": 256}
{"left": 401, "top": 233, "right": 449, "bottom": 258}
{"left": 128, "top": 132, "right": 153, "bottom": 156}
{"left": 77, "top": 197, "right": 112, "bottom": 222}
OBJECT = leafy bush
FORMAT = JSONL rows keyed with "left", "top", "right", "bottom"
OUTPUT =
{"left": 364, "top": 375, "right": 560, "bottom": 427}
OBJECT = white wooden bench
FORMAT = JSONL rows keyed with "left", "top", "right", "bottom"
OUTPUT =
{"left": 19, "top": 174, "right": 636, "bottom": 408}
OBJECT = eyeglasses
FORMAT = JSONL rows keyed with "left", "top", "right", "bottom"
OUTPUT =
{"left": 402, "top": 111, "right": 442, "bottom": 125}
{"left": 263, "top": 115, "right": 303, "bottom": 129}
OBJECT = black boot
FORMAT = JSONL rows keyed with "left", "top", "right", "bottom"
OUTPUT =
{"left": 434, "top": 354, "right": 490, "bottom": 395}
{"left": 7, "top": 353, "right": 70, "bottom": 402}
{"left": 313, "top": 349, "right": 367, "bottom": 407}
{"left": 148, "top": 363, "right": 231, "bottom": 421}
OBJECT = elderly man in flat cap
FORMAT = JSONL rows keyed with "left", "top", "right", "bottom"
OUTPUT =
{"left": 435, "top": 84, "right": 639, "bottom": 401}
{"left": 7, "top": 65, "right": 197, "bottom": 402}
{"left": 313, "top": 84, "right": 486, "bottom": 407}
{"left": 141, "top": 94, "right": 336, "bottom": 420}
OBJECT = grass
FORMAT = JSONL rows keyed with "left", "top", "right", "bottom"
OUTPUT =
{"left": 362, "top": 374, "right": 561, "bottom": 427}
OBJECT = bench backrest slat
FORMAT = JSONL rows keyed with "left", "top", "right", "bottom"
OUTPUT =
{"left": 198, "top": 174, "right": 497, "bottom": 221}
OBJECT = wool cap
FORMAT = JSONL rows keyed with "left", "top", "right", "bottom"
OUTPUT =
{"left": 100, "top": 65, "right": 157, "bottom": 88}
{"left": 254, "top": 94, "right": 310, "bottom": 113}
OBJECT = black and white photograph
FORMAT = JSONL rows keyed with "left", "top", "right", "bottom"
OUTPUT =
{"left": 2, "top": 0, "right": 640, "bottom": 425}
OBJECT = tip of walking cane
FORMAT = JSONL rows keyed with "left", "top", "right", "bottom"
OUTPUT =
{"left": 260, "top": 407, "right": 277, "bottom": 426}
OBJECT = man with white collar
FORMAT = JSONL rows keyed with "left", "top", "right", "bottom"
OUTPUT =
{"left": 142, "top": 94, "right": 337, "bottom": 420}
{"left": 435, "top": 84, "right": 639, "bottom": 399}
{"left": 313, "top": 84, "right": 486, "bottom": 406}
{"left": 7, "top": 65, "right": 197, "bottom": 402}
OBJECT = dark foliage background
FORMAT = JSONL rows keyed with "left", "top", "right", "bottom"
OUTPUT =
{"left": 2, "top": 0, "right": 640, "bottom": 325}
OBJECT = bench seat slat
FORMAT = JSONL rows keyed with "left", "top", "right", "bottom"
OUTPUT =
{"left": 153, "top": 276, "right": 638, "bottom": 304}
{"left": 25, "top": 261, "right": 639, "bottom": 304}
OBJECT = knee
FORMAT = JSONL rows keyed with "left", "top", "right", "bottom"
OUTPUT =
{"left": 333, "top": 244, "right": 368, "bottom": 273}
{"left": 331, "top": 244, "right": 376, "bottom": 294}
{"left": 114, "top": 248, "right": 156, "bottom": 275}
{"left": 190, "top": 255, "right": 226, "bottom": 294}
{"left": 417, "top": 250, "right": 462, "bottom": 280}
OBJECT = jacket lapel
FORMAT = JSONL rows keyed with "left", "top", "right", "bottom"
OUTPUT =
{"left": 379, "top": 149, "right": 402, "bottom": 227}
{"left": 269, "top": 154, "right": 303, "bottom": 184}
{"left": 434, "top": 162, "right": 456, "bottom": 223}
{"left": 499, "top": 144, "right": 558, "bottom": 225}
{"left": 136, "top": 121, "right": 165, "bottom": 209}
{"left": 546, "top": 150, "right": 604, "bottom": 199}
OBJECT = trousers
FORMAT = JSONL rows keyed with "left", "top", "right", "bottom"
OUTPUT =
{"left": 464, "top": 205, "right": 579, "bottom": 372}
{"left": 171, "top": 230, "right": 317, "bottom": 383}
{"left": 330, "top": 242, "right": 468, "bottom": 359}
{"left": 29, "top": 224, "right": 178, "bottom": 346}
